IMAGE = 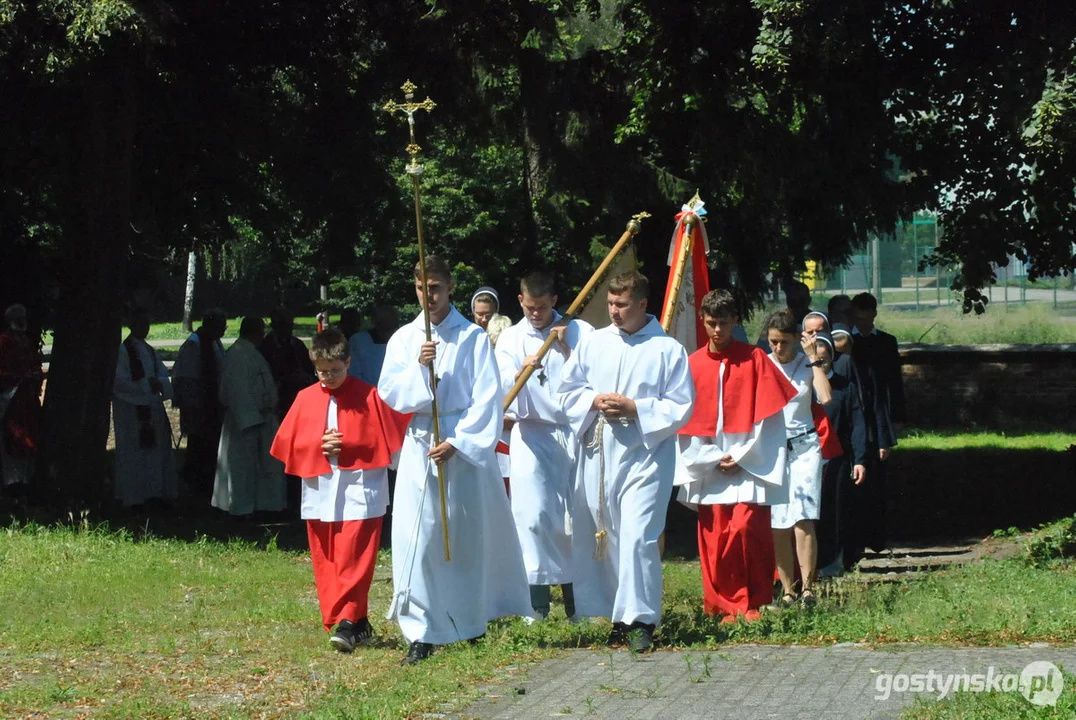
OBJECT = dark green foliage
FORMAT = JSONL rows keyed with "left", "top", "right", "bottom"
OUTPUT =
{"left": 2, "top": 1, "right": 1075, "bottom": 496}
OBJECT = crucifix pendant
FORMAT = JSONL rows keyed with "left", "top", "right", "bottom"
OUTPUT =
{"left": 537, "top": 369, "right": 548, "bottom": 385}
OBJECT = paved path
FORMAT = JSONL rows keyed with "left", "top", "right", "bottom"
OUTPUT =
{"left": 455, "top": 644, "right": 1075, "bottom": 719}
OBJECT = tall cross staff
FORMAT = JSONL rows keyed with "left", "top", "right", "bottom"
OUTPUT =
{"left": 383, "top": 80, "right": 451, "bottom": 562}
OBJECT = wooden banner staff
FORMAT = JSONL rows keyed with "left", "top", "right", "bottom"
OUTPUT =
{"left": 383, "top": 81, "right": 451, "bottom": 562}
{"left": 660, "top": 212, "right": 698, "bottom": 334}
{"left": 503, "top": 212, "right": 651, "bottom": 411}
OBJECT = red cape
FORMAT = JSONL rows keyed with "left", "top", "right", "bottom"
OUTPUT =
{"left": 679, "top": 341, "right": 796, "bottom": 436}
{"left": 270, "top": 375, "right": 411, "bottom": 477}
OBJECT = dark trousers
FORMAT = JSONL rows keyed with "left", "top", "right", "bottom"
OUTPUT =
{"left": 817, "top": 458, "right": 854, "bottom": 569}
{"left": 847, "top": 453, "right": 888, "bottom": 566}
{"left": 184, "top": 424, "right": 221, "bottom": 501}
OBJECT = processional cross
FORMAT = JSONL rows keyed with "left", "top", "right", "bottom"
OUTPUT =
{"left": 382, "top": 81, "right": 437, "bottom": 177}
{"left": 383, "top": 81, "right": 452, "bottom": 562}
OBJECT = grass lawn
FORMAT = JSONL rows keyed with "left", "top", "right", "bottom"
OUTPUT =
{"left": 741, "top": 298, "right": 1076, "bottom": 345}
{"left": 1, "top": 511, "right": 1074, "bottom": 718}
{"left": 897, "top": 430, "right": 1075, "bottom": 452}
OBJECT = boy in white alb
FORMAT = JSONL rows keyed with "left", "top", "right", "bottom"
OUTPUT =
{"left": 558, "top": 271, "right": 695, "bottom": 652}
{"left": 496, "top": 271, "right": 593, "bottom": 620}
{"left": 378, "top": 256, "right": 532, "bottom": 665}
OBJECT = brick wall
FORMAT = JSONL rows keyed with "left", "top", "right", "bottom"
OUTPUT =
{"left": 899, "top": 343, "right": 1076, "bottom": 429}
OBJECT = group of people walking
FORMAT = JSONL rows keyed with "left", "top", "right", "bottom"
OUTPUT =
{"left": 0, "top": 258, "right": 903, "bottom": 667}
{"left": 266, "top": 257, "right": 903, "bottom": 665}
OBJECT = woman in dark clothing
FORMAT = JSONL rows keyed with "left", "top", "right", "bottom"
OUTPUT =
{"left": 813, "top": 332, "right": 869, "bottom": 576}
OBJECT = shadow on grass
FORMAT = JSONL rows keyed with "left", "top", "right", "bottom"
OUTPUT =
{"left": 664, "top": 444, "right": 1076, "bottom": 557}
{"left": 4, "top": 437, "right": 1073, "bottom": 560}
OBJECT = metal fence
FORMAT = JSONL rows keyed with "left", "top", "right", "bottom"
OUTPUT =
{"left": 815, "top": 213, "right": 1075, "bottom": 310}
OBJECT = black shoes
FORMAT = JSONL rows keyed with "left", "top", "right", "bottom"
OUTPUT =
{"left": 330, "top": 618, "right": 374, "bottom": 653}
{"left": 608, "top": 621, "right": 629, "bottom": 645}
{"left": 401, "top": 641, "right": 435, "bottom": 665}
{"left": 626, "top": 622, "right": 655, "bottom": 653}
{"left": 609, "top": 621, "right": 656, "bottom": 652}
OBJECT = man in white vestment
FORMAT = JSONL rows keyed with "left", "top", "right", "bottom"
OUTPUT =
{"left": 557, "top": 271, "right": 695, "bottom": 652}
{"left": 213, "top": 316, "right": 287, "bottom": 516}
{"left": 496, "top": 271, "right": 592, "bottom": 620}
{"left": 378, "top": 255, "right": 531, "bottom": 665}
{"left": 113, "top": 311, "right": 178, "bottom": 507}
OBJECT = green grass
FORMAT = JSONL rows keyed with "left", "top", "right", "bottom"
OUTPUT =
{"left": 2, "top": 513, "right": 1076, "bottom": 717}
{"left": 659, "top": 545, "right": 1076, "bottom": 648}
{"left": 743, "top": 298, "right": 1076, "bottom": 345}
{"left": 145, "top": 317, "right": 321, "bottom": 342}
{"left": 898, "top": 430, "right": 1075, "bottom": 452}
{"left": 43, "top": 317, "right": 321, "bottom": 347}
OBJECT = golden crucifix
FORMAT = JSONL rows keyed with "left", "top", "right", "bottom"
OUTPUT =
{"left": 383, "top": 80, "right": 451, "bottom": 562}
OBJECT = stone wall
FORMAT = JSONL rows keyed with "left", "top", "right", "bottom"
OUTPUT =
{"left": 899, "top": 343, "right": 1076, "bottom": 429}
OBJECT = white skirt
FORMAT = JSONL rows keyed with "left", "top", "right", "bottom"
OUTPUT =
{"left": 770, "top": 434, "right": 823, "bottom": 529}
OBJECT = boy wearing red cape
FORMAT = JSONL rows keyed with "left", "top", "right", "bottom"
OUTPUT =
{"left": 674, "top": 290, "right": 796, "bottom": 621}
{"left": 271, "top": 329, "right": 410, "bottom": 652}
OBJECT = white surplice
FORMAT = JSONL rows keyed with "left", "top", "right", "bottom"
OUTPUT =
{"left": 557, "top": 316, "right": 695, "bottom": 626}
{"left": 675, "top": 359, "right": 789, "bottom": 508}
{"left": 212, "top": 338, "right": 287, "bottom": 515}
{"left": 300, "top": 395, "right": 390, "bottom": 522}
{"left": 113, "top": 337, "right": 179, "bottom": 506}
{"left": 497, "top": 314, "right": 593, "bottom": 586}
{"left": 378, "top": 306, "right": 532, "bottom": 644}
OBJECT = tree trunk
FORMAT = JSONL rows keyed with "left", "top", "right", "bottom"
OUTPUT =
{"left": 39, "top": 53, "right": 139, "bottom": 507}
{"left": 514, "top": 0, "right": 556, "bottom": 260}
{"left": 182, "top": 249, "right": 197, "bottom": 333}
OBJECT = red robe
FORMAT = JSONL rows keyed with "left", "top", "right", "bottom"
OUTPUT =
{"left": 680, "top": 340, "right": 795, "bottom": 618}
{"left": 270, "top": 376, "right": 410, "bottom": 631}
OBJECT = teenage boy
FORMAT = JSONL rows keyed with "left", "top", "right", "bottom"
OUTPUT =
{"left": 558, "top": 271, "right": 694, "bottom": 652}
{"left": 496, "top": 271, "right": 593, "bottom": 620}
{"left": 271, "top": 328, "right": 409, "bottom": 652}
{"left": 378, "top": 256, "right": 532, "bottom": 664}
{"left": 675, "top": 290, "right": 795, "bottom": 621}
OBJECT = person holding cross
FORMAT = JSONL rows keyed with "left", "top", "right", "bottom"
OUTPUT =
{"left": 378, "top": 255, "right": 532, "bottom": 665}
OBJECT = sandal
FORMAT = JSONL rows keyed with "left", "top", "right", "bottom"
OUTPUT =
{"left": 801, "top": 589, "right": 817, "bottom": 609}
{"left": 764, "top": 593, "right": 797, "bottom": 612}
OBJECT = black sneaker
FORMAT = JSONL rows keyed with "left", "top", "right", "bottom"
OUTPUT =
{"left": 330, "top": 620, "right": 359, "bottom": 653}
{"left": 608, "top": 621, "right": 629, "bottom": 646}
{"left": 352, "top": 617, "right": 374, "bottom": 643}
{"left": 401, "top": 641, "right": 435, "bottom": 665}
{"left": 626, "top": 622, "right": 655, "bottom": 653}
